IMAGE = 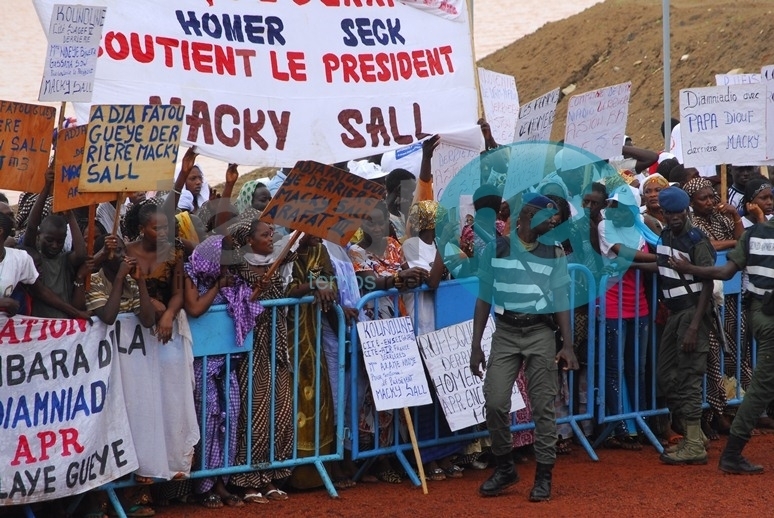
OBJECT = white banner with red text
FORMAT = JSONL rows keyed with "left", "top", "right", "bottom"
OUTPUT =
{"left": 33, "top": 0, "right": 478, "bottom": 167}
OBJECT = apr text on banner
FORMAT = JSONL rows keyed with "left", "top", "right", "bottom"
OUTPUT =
{"left": 33, "top": 0, "right": 478, "bottom": 167}
{"left": 0, "top": 317, "right": 138, "bottom": 505}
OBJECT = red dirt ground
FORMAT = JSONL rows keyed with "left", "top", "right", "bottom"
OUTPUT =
{"left": 109, "top": 434, "right": 774, "bottom": 517}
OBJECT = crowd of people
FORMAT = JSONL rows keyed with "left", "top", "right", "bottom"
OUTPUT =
{"left": 4, "top": 117, "right": 774, "bottom": 516}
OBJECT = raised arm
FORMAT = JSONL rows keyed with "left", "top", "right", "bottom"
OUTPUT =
{"left": 622, "top": 145, "right": 659, "bottom": 173}
{"left": 66, "top": 210, "right": 87, "bottom": 268}
{"left": 23, "top": 166, "right": 54, "bottom": 248}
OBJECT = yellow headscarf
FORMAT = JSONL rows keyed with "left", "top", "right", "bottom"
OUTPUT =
{"left": 176, "top": 211, "right": 199, "bottom": 245}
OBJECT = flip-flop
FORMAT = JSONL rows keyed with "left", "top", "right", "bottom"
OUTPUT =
{"left": 242, "top": 492, "right": 268, "bottom": 504}
{"left": 333, "top": 478, "right": 356, "bottom": 489}
{"left": 200, "top": 493, "right": 223, "bottom": 509}
{"left": 222, "top": 494, "right": 245, "bottom": 507}
{"left": 265, "top": 489, "right": 289, "bottom": 501}
{"left": 442, "top": 465, "right": 464, "bottom": 478}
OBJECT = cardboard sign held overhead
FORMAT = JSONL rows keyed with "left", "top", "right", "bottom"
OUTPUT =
{"left": 39, "top": 4, "right": 106, "bottom": 102}
{"left": 53, "top": 125, "right": 116, "bottom": 212}
{"left": 564, "top": 82, "right": 631, "bottom": 160}
{"left": 0, "top": 101, "right": 56, "bottom": 193}
{"left": 477, "top": 67, "right": 519, "bottom": 145}
{"left": 679, "top": 84, "right": 767, "bottom": 168}
{"left": 79, "top": 104, "right": 185, "bottom": 193}
{"left": 260, "top": 161, "right": 386, "bottom": 246}
{"left": 516, "top": 88, "right": 560, "bottom": 143}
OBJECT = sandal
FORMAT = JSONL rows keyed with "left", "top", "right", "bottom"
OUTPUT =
{"left": 264, "top": 488, "right": 289, "bottom": 501}
{"left": 242, "top": 491, "right": 269, "bottom": 504}
{"left": 427, "top": 467, "right": 446, "bottom": 481}
{"left": 604, "top": 436, "right": 642, "bottom": 451}
{"left": 376, "top": 469, "right": 402, "bottom": 484}
{"left": 200, "top": 493, "right": 223, "bottom": 509}
{"left": 222, "top": 494, "right": 245, "bottom": 507}
{"left": 333, "top": 478, "right": 356, "bottom": 490}
{"left": 441, "top": 465, "right": 463, "bottom": 479}
{"left": 556, "top": 437, "right": 573, "bottom": 455}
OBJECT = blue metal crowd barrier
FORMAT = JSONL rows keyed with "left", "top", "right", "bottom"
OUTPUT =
{"left": 92, "top": 299, "right": 347, "bottom": 518}
{"left": 594, "top": 250, "right": 750, "bottom": 452}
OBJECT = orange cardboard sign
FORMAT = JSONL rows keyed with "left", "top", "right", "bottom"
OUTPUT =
{"left": 260, "top": 161, "right": 386, "bottom": 246}
{"left": 53, "top": 125, "right": 116, "bottom": 213}
{"left": 0, "top": 101, "right": 56, "bottom": 193}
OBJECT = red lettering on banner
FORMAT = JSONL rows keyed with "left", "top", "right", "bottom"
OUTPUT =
{"left": 322, "top": 46, "right": 454, "bottom": 84}
{"left": 0, "top": 319, "right": 20, "bottom": 345}
{"left": 10, "top": 436, "right": 36, "bottom": 466}
{"left": 37, "top": 431, "right": 57, "bottom": 461}
{"left": 10, "top": 428, "right": 85, "bottom": 466}
{"left": 60, "top": 428, "right": 85, "bottom": 457}
{"left": 152, "top": 96, "right": 291, "bottom": 151}
{"left": 339, "top": 102, "right": 428, "bottom": 149}
{"left": 130, "top": 33, "right": 155, "bottom": 63}
{"left": 100, "top": 32, "right": 258, "bottom": 77}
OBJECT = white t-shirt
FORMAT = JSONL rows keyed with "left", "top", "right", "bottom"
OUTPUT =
{"left": 0, "top": 248, "right": 39, "bottom": 297}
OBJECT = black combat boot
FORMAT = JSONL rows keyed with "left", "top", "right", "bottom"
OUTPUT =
{"left": 478, "top": 453, "right": 519, "bottom": 496}
{"left": 528, "top": 462, "right": 553, "bottom": 502}
{"left": 718, "top": 435, "right": 764, "bottom": 474}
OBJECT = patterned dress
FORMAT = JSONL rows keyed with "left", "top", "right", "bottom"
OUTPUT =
{"left": 286, "top": 244, "right": 336, "bottom": 489}
{"left": 230, "top": 260, "right": 294, "bottom": 489}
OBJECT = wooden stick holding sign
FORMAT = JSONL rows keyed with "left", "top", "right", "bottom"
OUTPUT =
{"left": 356, "top": 317, "right": 433, "bottom": 492}
{"left": 108, "top": 193, "right": 126, "bottom": 260}
{"left": 403, "top": 407, "right": 428, "bottom": 494}
{"left": 249, "top": 230, "right": 302, "bottom": 302}
{"left": 85, "top": 204, "right": 97, "bottom": 292}
{"left": 720, "top": 164, "right": 728, "bottom": 205}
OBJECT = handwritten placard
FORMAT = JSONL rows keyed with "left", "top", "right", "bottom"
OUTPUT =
{"left": 416, "top": 317, "right": 525, "bottom": 431}
{"left": 679, "top": 84, "right": 767, "bottom": 168}
{"left": 716, "top": 74, "right": 761, "bottom": 86}
{"left": 39, "top": 4, "right": 106, "bottom": 102}
{"left": 432, "top": 144, "right": 481, "bottom": 200}
{"left": 564, "top": 82, "right": 631, "bottom": 160}
{"left": 516, "top": 88, "right": 560, "bottom": 143}
{"left": 478, "top": 67, "right": 519, "bottom": 145}
{"left": 0, "top": 101, "right": 56, "bottom": 193}
{"left": 260, "top": 160, "right": 386, "bottom": 246}
{"left": 79, "top": 104, "right": 184, "bottom": 192}
{"left": 503, "top": 142, "right": 551, "bottom": 198}
{"left": 357, "top": 317, "right": 433, "bottom": 412}
{"left": 53, "top": 125, "right": 116, "bottom": 212}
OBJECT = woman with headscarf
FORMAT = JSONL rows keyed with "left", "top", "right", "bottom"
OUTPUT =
{"left": 285, "top": 233, "right": 339, "bottom": 490}
{"left": 227, "top": 218, "right": 297, "bottom": 503}
{"left": 347, "top": 200, "right": 426, "bottom": 484}
{"left": 683, "top": 177, "right": 750, "bottom": 437}
{"left": 640, "top": 173, "right": 670, "bottom": 234}
{"left": 683, "top": 177, "right": 744, "bottom": 249}
{"left": 740, "top": 178, "right": 774, "bottom": 228}
{"left": 598, "top": 186, "right": 655, "bottom": 450}
{"left": 401, "top": 200, "right": 446, "bottom": 335}
{"left": 401, "top": 200, "right": 464, "bottom": 480}
{"left": 183, "top": 235, "right": 251, "bottom": 509}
